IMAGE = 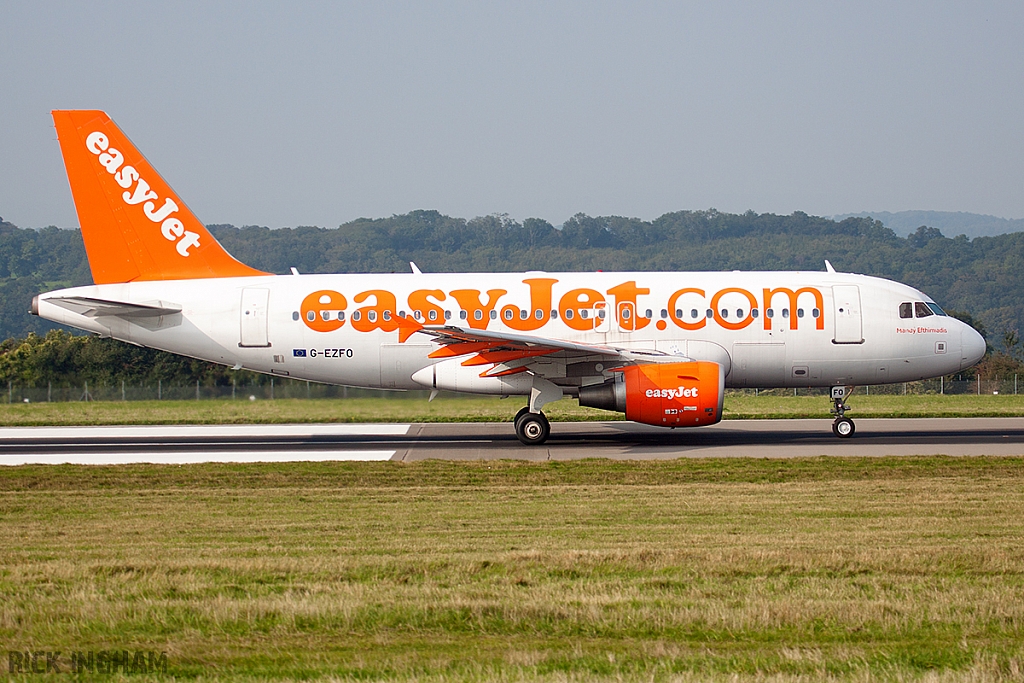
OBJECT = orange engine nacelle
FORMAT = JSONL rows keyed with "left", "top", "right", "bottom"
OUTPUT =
{"left": 578, "top": 361, "right": 724, "bottom": 427}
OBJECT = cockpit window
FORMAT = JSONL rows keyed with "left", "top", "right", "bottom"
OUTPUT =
{"left": 926, "top": 302, "right": 946, "bottom": 316}
{"left": 914, "top": 302, "right": 934, "bottom": 318}
{"left": 899, "top": 302, "right": 913, "bottom": 319}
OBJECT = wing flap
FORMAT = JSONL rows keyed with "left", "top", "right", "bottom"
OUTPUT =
{"left": 404, "top": 319, "right": 687, "bottom": 364}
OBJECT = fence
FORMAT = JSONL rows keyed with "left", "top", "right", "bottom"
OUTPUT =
{"left": 3, "top": 379, "right": 432, "bottom": 403}
{"left": 744, "top": 375, "right": 1020, "bottom": 397}
{"left": 3, "top": 375, "right": 1020, "bottom": 403}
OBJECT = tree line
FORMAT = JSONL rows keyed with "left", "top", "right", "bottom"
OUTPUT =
{"left": 1, "top": 209, "right": 1022, "bottom": 385}
{"left": 2, "top": 325, "right": 1018, "bottom": 389}
{"left": 0, "top": 330, "right": 267, "bottom": 388}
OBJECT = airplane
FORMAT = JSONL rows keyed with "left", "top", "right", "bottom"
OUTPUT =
{"left": 33, "top": 110, "right": 987, "bottom": 445}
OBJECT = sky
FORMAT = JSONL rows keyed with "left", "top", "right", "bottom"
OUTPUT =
{"left": 2, "top": 1, "right": 1023, "bottom": 230}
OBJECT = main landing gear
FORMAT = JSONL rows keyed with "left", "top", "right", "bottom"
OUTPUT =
{"left": 514, "top": 406, "right": 550, "bottom": 446}
{"left": 830, "top": 386, "right": 855, "bottom": 438}
{"left": 513, "top": 376, "right": 561, "bottom": 446}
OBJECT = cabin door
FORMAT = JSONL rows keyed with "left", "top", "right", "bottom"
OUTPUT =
{"left": 832, "top": 285, "right": 863, "bottom": 344}
{"left": 239, "top": 288, "right": 271, "bottom": 348}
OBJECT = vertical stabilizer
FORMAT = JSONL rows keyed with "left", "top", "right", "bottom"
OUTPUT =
{"left": 52, "top": 110, "right": 268, "bottom": 283}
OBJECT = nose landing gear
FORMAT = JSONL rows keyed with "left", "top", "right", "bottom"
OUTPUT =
{"left": 830, "top": 386, "right": 855, "bottom": 438}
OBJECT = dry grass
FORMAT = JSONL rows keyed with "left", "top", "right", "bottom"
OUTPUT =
{"left": 1, "top": 458, "right": 1023, "bottom": 680}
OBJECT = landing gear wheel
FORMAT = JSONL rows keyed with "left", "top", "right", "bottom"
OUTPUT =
{"left": 513, "top": 406, "right": 531, "bottom": 428}
{"left": 832, "top": 417, "right": 855, "bottom": 438}
{"left": 515, "top": 411, "right": 550, "bottom": 446}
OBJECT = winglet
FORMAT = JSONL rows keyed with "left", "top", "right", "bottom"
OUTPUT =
{"left": 825, "top": 260, "right": 836, "bottom": 273}
{"left": 410, "top": 261, "right": 423, "bottom": 275}
{"left": 52, "top": 110, "right": 269, "bottom": 284}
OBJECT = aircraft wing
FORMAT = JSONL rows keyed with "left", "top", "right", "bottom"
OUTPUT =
{"left": 401, "top": 317, "right": 682, "bottom": 369}
{"left": 44, "top": 296, "right": 182, "bottom": 319}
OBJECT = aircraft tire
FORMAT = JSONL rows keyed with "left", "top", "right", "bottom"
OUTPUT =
{"left": 514, "top": 406, "right": 531, "bottom": 428}
{"left": 515, "top": 412, "right": 550, "bottom": 446}
{"left": 832, "top": 417, "right": 855, "bottom": 438}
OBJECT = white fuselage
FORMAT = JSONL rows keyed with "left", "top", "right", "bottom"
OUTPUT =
{"left": 35, "top": 270, "right": 985, "bottom": 393}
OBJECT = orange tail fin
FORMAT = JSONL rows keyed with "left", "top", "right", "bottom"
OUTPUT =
{"left": 52, "top": 110, "right": 268, "bottom": 284}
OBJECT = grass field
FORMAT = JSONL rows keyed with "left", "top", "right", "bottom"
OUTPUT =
{"left": 0, "top": 393, "right": 1022, "bottom": 426}
{"left": 2, "top": 457, "right": 1023, "bottom": 681}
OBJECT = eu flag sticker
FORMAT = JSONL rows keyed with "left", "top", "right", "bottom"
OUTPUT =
{"left": 292, "top": 349, "right": 307, "bottom": 357}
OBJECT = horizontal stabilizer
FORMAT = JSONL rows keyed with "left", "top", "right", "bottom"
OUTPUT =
{"left": 43, "top": 296, "right": 182, "bottom": 319}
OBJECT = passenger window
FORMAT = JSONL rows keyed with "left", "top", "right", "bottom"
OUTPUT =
{"left": 383, "top": 310, "right": 392, "bottom": 322}
{"left": 645, "top": 309, "right": 652, "bottom": 319}
{"left": 473, "top": 310, "right": 482, "bottom": 321}
{"left": 660, "top": 309, "right": 668, "bottom": 319}
{"left": 444, "top": 311, "right": 451, "bottom": 320}
{"left": 622, "top": 308, "right": 631, "bottom": 320}
{"left": 535, "top": 309, "right": 543, "bottom": 320}
{"left": 899, "top": 302, "right": 913, "bottom": 318}
{"left": 782, "top": 309, "right": 789, "bottom": 318}
{"left": 915, "top": 302, "right": 933, "bottom": 318}
{"left": 460, "top": 310, "right": 467, "bottom": 320}
{"left": 352, "top": 311, "right": 361, "bottom": 321}
{"left": 766, "top": 309, "right": 774, "bottom": 318}
{"left": 490, "top": 310, "right": 497, "bottom": 320}
{"left": 551, "top": 309, "right": 558, "bottom": 319}
{"left": 581, "top": 309, "right": 589, "bottom": 320}
{"left": 797, "top": 308, "right": 804, "bottom": 318}
{"left": 520, "top": 309, "right": 528, "bottom": 320}
{"left": 565, "top": 309, "right": 574, "bottom": 320}
{"left": 504, "top": 309, "right": 513, "bottom": 320}
{"left": 752, "top": 309, "right": 759, "bottom": 318}
{"left": 706, "top": 309, "right": 713, "bottom": 319}
{"left": 688, "top": 309, "right": 696, "bottom": 319}
{"left": 736, "top": 309, "right": 744, "bottom": 319}
{"left": 812, "top": 308, "right": 819, "bottom": 318}
{"left": 720, "top": 309, "right": 729, "bottom": 319}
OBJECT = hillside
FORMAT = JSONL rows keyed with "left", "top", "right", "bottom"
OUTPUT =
{"left": 833, "top": 210, "right": 1024, "bottom": 239}
{"left": 2, "top": 210, "right": 1023, "bottom": 348}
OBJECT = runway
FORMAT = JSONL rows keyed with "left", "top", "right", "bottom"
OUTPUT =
{"left": 1, "top": 418, "right": 1023, "bottom": 464}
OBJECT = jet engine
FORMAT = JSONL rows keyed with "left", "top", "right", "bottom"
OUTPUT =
{"left": 578, "top": 361, "right": 724, "bottom": 427}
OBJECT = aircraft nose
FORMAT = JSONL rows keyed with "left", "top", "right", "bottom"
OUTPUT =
{"left": 960, "top": 323, "right": 986, "bottom": 370}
